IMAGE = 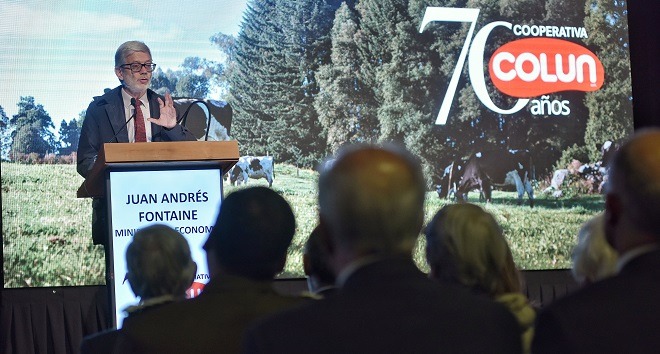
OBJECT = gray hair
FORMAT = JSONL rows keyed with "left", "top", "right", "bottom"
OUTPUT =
{"left": 571, "top": 213, "right": 618, "bottom": 285}
{"left": 126, "top": 224, "right": 196, "bottom": 299}
{"left": 318, "top": 144, "right": 426, "bottom": 256}
{"left": 114, "top": 40, "right": 152, "bottom": 67}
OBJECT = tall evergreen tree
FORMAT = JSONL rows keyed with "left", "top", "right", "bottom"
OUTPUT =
{"left": 228, "top": 0, "right": 339, "bottom": 166}
{"left": 266, "top": 0, "right": 334, "bottom": 166}
{"left": 9, "top": 96, "right": 56, "bottom": 157}
{"left": 58, "top": 113, "right": 82, "bottom": 155}
{"left": 582, "top": 0, "right": 633, "bottom": 160}
{"left": 227, "top": 0, "right": 281, "bottom": 155}
{"left": 315, "top": 3, "right": 379, "bottom": 154}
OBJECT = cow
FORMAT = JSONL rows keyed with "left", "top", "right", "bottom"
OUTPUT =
{"left": 228, "top": 156, "right": 274, "bottom": 187}
{"left": 453, "top": 150, "right": 535, "bottom": 207}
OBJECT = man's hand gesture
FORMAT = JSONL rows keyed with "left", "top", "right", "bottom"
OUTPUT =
{"left": 148, "top": 92, "right": 178, "bottom": 129}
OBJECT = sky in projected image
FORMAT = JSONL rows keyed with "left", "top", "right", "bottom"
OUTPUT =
{"left": 0, "top": 0, "right": 248, "bottom": 130}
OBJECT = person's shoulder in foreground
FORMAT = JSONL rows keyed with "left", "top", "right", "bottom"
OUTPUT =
{"left": 533, "top": 128, "right": 660, "bottom": 354}
{"left": 243, "top": 144, "right": 521, "bottom": 354}
{"left": 244, "top": 258, "right": 521, "bottom": 354}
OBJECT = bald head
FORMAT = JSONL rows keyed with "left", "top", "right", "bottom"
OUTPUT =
{"left": 318, "top": 145, "right": 426, "bottom": 257}
{"left": 606, "top": 128, "right": 660, "bottom": 250}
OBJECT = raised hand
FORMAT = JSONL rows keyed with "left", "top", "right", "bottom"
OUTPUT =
{"left": 148, "top": 92, "right": 177, "bottom": 129}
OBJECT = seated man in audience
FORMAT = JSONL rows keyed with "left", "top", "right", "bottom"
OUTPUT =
{"left": 243, "top": 144, "right": 521, "bottom": 353}
{"left": 533, "top": 128, "right": 660, "bottom": 354}
{"left": 80, "top": 224, "right": 196, "bottom": 354}
{"left": 117, "top": 186, "right": 306, "bottom": 353}
{"left": 571, "top": 213, "right": 618, "bottom": 287}
{"left": 303, "top": 225, "right": 336, "bottom": 297}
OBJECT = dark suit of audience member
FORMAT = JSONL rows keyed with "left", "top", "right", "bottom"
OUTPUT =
{"left": 80, "top": 224, "right": 196, "bottom": 354}
{"left": 244, "top": 145, "right": 522, "bottom": 354}
{"left": 77, "top": 41, "right": 195, "bottom": 246}
{"left": 533, "top": 129, "right": 660, "bottom": 354}
{"left": 303, "top": 225, "right": 337, "bottom": 297}
{"left": 117, "top": 187, "right": 307, "bottom": 354}
{"left": 425, "top": 203, "right": 536, "bottom": 353}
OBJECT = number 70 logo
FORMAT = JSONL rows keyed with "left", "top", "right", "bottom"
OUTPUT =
{"left": 419, "top": 7, "right": 604, "bottom": 125}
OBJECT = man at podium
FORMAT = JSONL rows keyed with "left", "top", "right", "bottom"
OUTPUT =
{"left": 77, "top": 40, "right": 196, "bottom": 246}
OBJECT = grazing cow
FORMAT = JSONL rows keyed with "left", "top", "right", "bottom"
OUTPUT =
{"left": 454, "top": 150, "right": 535, "bottom": 207}
{"left": 229, "top": 156, "right": 274, "bottom": 187}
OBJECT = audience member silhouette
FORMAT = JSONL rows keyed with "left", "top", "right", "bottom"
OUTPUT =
{"left": 117, "top": 186, "right": 306, "bottom": 353}
{"left": 243, "top": 144, "right": 521, "bottom": 353}
{"left": 425, "top": 203, "right": 535, "bottom": 353}
{"left": 533, "top": 128, "right": 660, "bottom": 354}
{"left": 80, "top": 224, "right": 196, "bottom": 353}
{"left": 571, "top": 213, "right": 618, "bottom": 286}
{"left": 303, "top": 225, "right": 336, "bottom": 297}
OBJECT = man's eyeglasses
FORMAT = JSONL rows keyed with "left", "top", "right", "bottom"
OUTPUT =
{"left": 120, "top": 62, "right": 157, "bottom": 73}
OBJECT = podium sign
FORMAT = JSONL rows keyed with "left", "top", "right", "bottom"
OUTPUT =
{"left": 108, "top": 167, "right": 223, "bottom": 328}
{"left": 77, "top": 141, "right": 239, "bottom": 328}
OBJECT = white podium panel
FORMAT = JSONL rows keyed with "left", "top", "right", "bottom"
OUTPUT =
{"left": 108, "top": 168, "right": 223, "bottom": 327}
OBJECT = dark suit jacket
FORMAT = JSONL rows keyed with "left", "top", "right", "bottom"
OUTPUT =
{"left": 244, "top": 258, "right": 522, "bottom": 354}
{"left": 80, "top": 300, "right": 174, "bottom": 354}
{"left": 117, "top": 274, "right": 308, "bottom": 354}
{"left": 532, "top": 248, "right": 660, "bottom": 354}
{"left": 77, "top": 85, "right": 196, "bottom": 178}
{"left": 80, "top": 329, "right": 120, "bottom": 354}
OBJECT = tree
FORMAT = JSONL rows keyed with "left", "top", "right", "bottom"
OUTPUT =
{"left": 9, "top": 96, "right": 57, "bottom": 158}
{"left": 225, "top": 0, "right": 280, "bottom": 156}
{"left": 0, "top": 105, "right": 10, "bottom": 160}
{"left": 227, "top": 0, "right": 339, "bottom": 166}
{"left": 58, "top": 111, "right": 83, "bottom": 155}
{"left": 150, "top": 57, "right": 221, "bottom": 98}
{"left": 582, "top": 0, "right": 633, "bottom": 160}
{"left": 315, "top": 3, "right": 379, "bottom": 153}
{"left": 150, "top": 68, "right": 178, "bottom": 95}
{"left": 210, "top": 33, "right": 237, "bottom": 98}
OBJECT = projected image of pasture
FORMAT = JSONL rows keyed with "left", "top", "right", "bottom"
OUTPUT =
{"left": 2, "top": 0, "right": 631, "bottom": 288}
{"left": 2, "top": 161, "right": 602, "bottom": 288}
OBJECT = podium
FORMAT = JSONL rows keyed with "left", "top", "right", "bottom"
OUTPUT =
{"left": 78, "top": 141, "right": 239, "bottom": 328}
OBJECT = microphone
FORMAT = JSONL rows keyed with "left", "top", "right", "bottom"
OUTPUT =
{"left": 106, "top": 97, "right": 138, "bottom": 143}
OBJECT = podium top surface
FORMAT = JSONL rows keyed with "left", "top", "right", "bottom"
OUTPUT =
{"left": 102, "top": 140, "right": 239, "bottom": 163}
{"left": 77, "top": 140, "right": 239, "bottom": 198}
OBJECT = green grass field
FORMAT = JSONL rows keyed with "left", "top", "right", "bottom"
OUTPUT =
{"left": 2, "top": 162, "right": 604, "bottom": 287}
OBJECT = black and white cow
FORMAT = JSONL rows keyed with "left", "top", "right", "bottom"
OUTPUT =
{"left": 452, "top": 150, "right": 535, "bottom": 207}
{"left": 229, "top": 156, "right": 274, "bottom": 187}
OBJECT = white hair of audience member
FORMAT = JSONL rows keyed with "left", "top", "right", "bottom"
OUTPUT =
{"left": 571, "top": 213, "right": 618, "bottom": 285}
{"left": 126, "top": 224, "right": 197, "bottom": 300}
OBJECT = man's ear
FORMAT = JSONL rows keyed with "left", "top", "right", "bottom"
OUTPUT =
{"left": 115, "top": 67, "right": 124, "bottom": 81}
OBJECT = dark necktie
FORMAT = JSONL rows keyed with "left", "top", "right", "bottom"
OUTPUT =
{"left": 134, "top": 99, "right": 147, "bottom": 142}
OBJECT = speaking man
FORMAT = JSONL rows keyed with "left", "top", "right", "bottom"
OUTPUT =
{"left": 77, "top": 41, "right": 196, "bottom": 245}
